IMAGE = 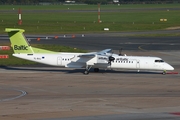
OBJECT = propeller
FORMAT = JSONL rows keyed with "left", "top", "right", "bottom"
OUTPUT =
{"left": 103, "top": 49, "right": 115, "bottom": 67}
{"left": 108, "top": 56, "right": 115, "bottom": 66}
{"left": 119, "top": 48, "right": 123, "bottom": 56}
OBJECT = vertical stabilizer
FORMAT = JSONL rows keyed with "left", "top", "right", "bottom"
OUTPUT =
{"left": 5, "top": 28, "right": 34, "bottom": 54}
{"left": 5, "top": 28, "right": 57, "bottom": 54}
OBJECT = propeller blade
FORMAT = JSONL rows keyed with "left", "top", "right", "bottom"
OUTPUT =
{"left": 108, "top": 56, "right": 115, "bottom": 67}
{"left": 119, "top": 48, "right": 122, "bottom": 56}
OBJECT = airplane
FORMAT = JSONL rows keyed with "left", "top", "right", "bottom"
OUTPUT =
{"left": 5, "top": 28, "right": 174, "bottom": 75}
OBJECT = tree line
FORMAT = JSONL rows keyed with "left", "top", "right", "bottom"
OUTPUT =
{"left": 0, "top": 0, "right": 179, "bottom": 5}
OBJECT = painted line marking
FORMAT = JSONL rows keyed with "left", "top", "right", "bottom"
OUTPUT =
{"left": 0, "top": 88, "right": 27, "bottom": 102}
{"left": 138, "top": 45, "right": 147, "bottom": 51}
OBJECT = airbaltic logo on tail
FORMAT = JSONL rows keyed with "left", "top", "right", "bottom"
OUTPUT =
{"left": 14, "top": 45, "right": 28, "bottom": 50}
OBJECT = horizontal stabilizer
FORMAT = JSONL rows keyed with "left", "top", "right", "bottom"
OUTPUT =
{"left": 5, "top": 28, "right": 25, "bottom": 33}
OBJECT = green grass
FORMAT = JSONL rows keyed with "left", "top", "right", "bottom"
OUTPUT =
{"left": 0, "top": 44, "right": 86, "bottom": 66}
{"left": 0, "top": 4, "right": 180, "bottom": 10}
{"left": 1, "top": 4, "right": 180, "bottom": 65}
{"left": 0, "top": 4, "right": 180, "bottom": 34}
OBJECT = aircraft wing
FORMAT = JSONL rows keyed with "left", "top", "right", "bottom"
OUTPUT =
{"left": 96, "top": 49, "right": 112, "bottom": 56}
{"left": 78, "top": 52, "right": 96, "bottom": 58}
{"left": 78, "top": 49, "right": 112, "bottom": 58}
{"left": 70, "top": 49, "right": 113, "bottom": 68}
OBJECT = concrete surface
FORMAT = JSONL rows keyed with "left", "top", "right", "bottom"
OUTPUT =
{"left": 0, "top": 51, "right": 180, "bottom": 120}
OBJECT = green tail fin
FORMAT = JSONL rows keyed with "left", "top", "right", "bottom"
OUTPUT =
{"left": 5, "top": 28, "right": 57, "bottom": 54}
{"left": 5, "top": 28, "right": 34, "bottom": 54}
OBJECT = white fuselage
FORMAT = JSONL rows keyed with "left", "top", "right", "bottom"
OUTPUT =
{"left": 108, "top": 55, "right": 174, "bottom": 71}
{"left": 13, "top": 53, "right": 174, "bottom": 71}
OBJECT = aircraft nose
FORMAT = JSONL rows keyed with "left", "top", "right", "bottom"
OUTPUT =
{"left": 165, "top": 63, "right": 174, "bottom": 70}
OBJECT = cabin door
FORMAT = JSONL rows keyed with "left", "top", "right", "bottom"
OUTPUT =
{"left": 57, "top": 57, "right": 62, "bottom": 65}
{"left": 136, "top": 60, "right": 140, "bottom": 68}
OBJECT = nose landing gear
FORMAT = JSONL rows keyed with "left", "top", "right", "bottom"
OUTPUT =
{"left": 162, "top": 70, "right": 166, "bottom": 75}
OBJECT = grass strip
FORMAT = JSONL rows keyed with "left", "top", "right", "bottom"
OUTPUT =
{"left": 0, "top": 4, "right": 180, "bottom": 34}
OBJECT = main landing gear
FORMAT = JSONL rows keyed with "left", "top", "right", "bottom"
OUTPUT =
{"left": 84, "top": 66, "right": 100, "bottom": 75}
{"left": 84, "top": 65, "right": 92, "bottom": 75}
{"left": 94, "top": 68, "right": 99, "bottom": 72}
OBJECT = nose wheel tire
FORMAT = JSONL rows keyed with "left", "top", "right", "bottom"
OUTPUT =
{"left": 162, "top": 70, "right": 166, "bottom": 75}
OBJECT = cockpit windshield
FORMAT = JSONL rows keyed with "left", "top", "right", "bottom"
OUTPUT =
{"left": 155, "top": 60, "right": 164, "bottom": 63}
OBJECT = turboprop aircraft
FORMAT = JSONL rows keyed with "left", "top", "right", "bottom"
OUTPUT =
{"left": 5, "top": 28, "right": 174, "bottom": 75}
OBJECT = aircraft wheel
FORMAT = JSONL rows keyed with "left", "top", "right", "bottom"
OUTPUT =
{"left": 162, "top": 70, "right": 166, "bottom": 75}
{"left": 84, "top": 70, "right": 89, "bottom": 75}
{"left": 94, "top": 68, "right": 99, "bottom": 72}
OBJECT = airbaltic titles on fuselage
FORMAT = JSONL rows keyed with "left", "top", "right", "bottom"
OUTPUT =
{"left": 98, "top": 57, "right": 129, "bottom": 61}
{"left": 98, "top": 57, "right": 108, "bottom": 60}
{"left": 116, "top": 58, "right": 128, "bottom": 61}
{"left": 14, "top": 45, "right": 28, "bottom": 50}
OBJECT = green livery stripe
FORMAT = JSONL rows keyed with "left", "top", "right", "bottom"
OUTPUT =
{"left": 31, "top": 47, "right": 57, "bottom": 53}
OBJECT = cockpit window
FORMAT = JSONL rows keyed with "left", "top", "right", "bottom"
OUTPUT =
{"left": 155, "top": 60, "right": 164, "bottom": 63}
